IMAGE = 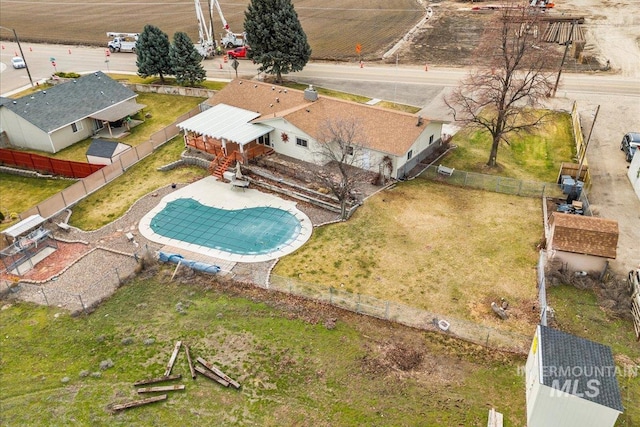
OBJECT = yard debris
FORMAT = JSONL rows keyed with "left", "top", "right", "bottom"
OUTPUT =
{"left": 137, "top": 385, "right": 185, "bottom": 393}
{"left": 194, "top": 365, "right": 229, "bottom": 387}
{"left": 133, "top": 374, "right": 182, "bottom": 386}
{"left": 196, "top": 357, "right": 240, "bottom": 389}
{"left": 164, "top": 340, "right": 182, "bottom": 377}
{"left": 491, "top": 302, "right": 508, "bottom": 320}
{"left": 184, "top": 344, "right": 197, "bottom": 379}
{"left": 110, "top": 394, "right": 167, "bottom": 411}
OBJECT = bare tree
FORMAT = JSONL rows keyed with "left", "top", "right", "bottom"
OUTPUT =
{"left": 445, "top": 3, "right": 557, "bottom": 167}
{"left": 314, "top": 118, "right": 370, "bottom": 220}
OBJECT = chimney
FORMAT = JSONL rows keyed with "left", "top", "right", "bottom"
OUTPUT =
{"left": 304, "top": 84, "right": 318, "bottom": 102}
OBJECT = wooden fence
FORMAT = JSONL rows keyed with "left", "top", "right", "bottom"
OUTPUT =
{"left": 0, "top": 149, "right": 103, "bottom": 178}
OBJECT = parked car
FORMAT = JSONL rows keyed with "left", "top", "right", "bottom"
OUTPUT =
{"left": 11, "top": 56, "right": 26, "bottom": 69}
{"left": 227, "top": 46, "right": 250, "bottom": 59}
{"left": 620, "top": 132, "right": 640, "bottom": 162}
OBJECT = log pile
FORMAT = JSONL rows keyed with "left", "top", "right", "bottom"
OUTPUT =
{"left": 542, "top": 21, "right": 586, "bottom": 44}
{"left": 109, "top": 340, "right": 241, "bottom": 412}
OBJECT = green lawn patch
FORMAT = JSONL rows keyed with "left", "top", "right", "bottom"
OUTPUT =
{"left": 0, "top": 272, "right": 527, "bottom": 426}
{"left": 445, "top": 111, "right": 575, "bottom": 182}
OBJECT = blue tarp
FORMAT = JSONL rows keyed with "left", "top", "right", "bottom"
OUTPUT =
{"left": 158, "top": 251, "right": 221, "bottom": 274}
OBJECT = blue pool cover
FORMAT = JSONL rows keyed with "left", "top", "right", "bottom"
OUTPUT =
{"left": 150, "top": 198, "right": 301, "bottom": 255}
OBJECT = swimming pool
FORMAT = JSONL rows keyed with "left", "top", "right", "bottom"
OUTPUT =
{"left": 150, "top": 198, "right": 301, "bottom": 255}
{"left": 138, "top": 176, "right": 313, "bottom": 263}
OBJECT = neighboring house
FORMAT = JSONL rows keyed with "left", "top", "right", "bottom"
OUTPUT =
{"left": 525, "top": 324, "right": 623, "bottom": 427}
{"left": 627, "top": 147, "right": 640, "bottom": 201}
{"left": 177, "top": 79, "right": 444, "bottom": 179}
{"left": 86, "top": 139, "right": 131, "bottom": 165}
{"left": 0, "top": 72, "right": 145, "bottom": 153}
{"left": 546, "top": 212, "right": 618, "bottom": 272}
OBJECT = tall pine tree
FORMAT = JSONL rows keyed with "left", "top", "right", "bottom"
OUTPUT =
{"left": 244, "top": 0, "right": 311, "bottom": 83}
{"left": 136, "top": 25, "right": 172, "bottom": 84}
{"left": 170, "top": 32, "right": 207, "bottom": 86}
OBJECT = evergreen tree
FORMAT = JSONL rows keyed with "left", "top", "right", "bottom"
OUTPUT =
{"left": 170, "top": 32, "right": 206, "bottom": 86}
{"left": 136, "top": 25, "right": 172, "bottom": 84}
{"left": 244, "top": 0, "right": 311, "bottom": 83}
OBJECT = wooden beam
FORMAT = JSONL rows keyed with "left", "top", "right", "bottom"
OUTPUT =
{"left": 137, "top": 385, "right": 186, "bottom": 393}
{"left": 196, "top": 357, "right": 240, "bottom": 389}
{"left": 164, "top": 341, "right": 182, "bottom": 377}
{"left": 184, "top": 344, "right": 196, "bottom": 379}
{"left": 194, "top": 365, "right": 229, "bottom": 387}
{"left": 111, "top": 394, "right": 167, "bottom": 411}
{"left": 133, "top": 374, "right": 182, "bottom": 386}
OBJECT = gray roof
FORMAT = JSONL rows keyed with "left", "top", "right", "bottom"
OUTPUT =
{"left": 539, "top": 325, "right": 623, "bottom": 412}
{"left": 1, "top": 72, "right": 136, "bottom": 133}
{"left": 86, "top": 139, "right": 128, "bottom": 158}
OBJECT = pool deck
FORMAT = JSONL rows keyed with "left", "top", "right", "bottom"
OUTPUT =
{"left": 139, "top": 176, "right": 313, "bottom": 264}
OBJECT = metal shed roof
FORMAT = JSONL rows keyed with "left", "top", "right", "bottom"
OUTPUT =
{"left": 1, "top": 215, "right": 46, "bottom": 239}
{"left": 177, "top": 104, "right": 273, "bottom": 146}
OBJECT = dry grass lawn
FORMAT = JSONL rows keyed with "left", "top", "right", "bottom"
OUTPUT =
{"left": 274, "top": 179, "right": 543, "bottom": 334}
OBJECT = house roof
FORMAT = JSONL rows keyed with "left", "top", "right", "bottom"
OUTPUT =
{"left": 538, "top": 325, "right": 623, "bottom": 412}
{"left": 550, "top": 212, "right": 618, "bottom": 259}
{"left": 90, "top": 101, "right": 146, "bottom": 122}
{"left": 177, "top": 104, "right": 273, "bottom": 146}
{"left": 1, "top": 72, "right": 137, "bottom": 133}
{"left": 86, "top": 139, "right": 130, "bottom": 159}
{"left": 207, "top": 79, "right": 436, "bottom": 156}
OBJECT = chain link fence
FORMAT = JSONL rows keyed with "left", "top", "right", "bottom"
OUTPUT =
{"left": 0, "top": 253, "right": 139, "bottom": 316}
{"left": 416, "top": 165, "right": 564, "bottom": 199}
{"left": 269, "top": 274, "right": 531, "bottom": 354}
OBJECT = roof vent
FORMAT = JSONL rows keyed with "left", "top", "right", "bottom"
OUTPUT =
{"left": 254, "top": 85, "right": 258, "bottom": 88}
{"left": 271, "top": 86, "right": 275, "bottom": 90}
{"left": 416, "top": 115, "right": 423, "bottom": 126}
{"left": 43, "top": 91, "right": 47, "bottom": 94}
{"left": 276, "top": 97, "right": 279, "bottom": 103}
{"left": 239, "top": 81, "right": 243, "bottom": 84}
{"left": 284, "top": 89, "right": 287, "bottom": 93}
{"left": 304, "top": 85, "right": 318, "bottom": 102}
{"left": 12, "top": 101, "right": 16, "bottom": 104}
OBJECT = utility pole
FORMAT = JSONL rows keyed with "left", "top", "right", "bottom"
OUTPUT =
{"left": 0, "top": 26, "right": 34, "bottom": 87}
{"left": 576, "top": 104, "right": 599, "bottom": 181}
{"left": 552, "top": 20, "right": 576, "bottom": 97}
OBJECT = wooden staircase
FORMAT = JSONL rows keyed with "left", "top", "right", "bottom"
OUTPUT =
{"left": 209, "top": 155, "right": 233, "bottom": 179}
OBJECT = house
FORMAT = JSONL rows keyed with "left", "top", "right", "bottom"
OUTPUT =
{"left": 177, "top": 79, "right": 444, "bottom": 179}
{"left": 627, "top": 146, "right": 640, "bottom": 201}
{"left": 546, "top": 212, "right": 618, "bottom": 272}
{"left": 86, "top": 139, "right": 131, "bottom": 165}
{"left": 0, "top": 72, "right": 145, "bottom": 153}
{"left": 525, "top": 325, "right": 623, "bottom": 427}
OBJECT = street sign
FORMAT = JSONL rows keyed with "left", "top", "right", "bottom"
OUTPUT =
{"left": 231, "top": 59, "right": 239, "bottom": 70}
{"left": 49, "top": 57, "right": 56, "bottom": 62}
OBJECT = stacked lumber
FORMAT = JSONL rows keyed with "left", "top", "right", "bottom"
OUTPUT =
{"left": 542, "top": 22, "right": 586, "bottom": 44}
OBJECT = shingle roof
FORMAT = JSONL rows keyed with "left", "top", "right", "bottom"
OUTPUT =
{"left": 539, "top": 325, "right": 623, "bottom": 412}
{"left": 550, "top": 212, "right": 618, "bottom": 258}
{"left": 207, "top": 79, "right": 434, "bottom": 156}
{"left": 2, "top": 72, "right": 136, "bottom": 133}
{"left": 86, "top": 139, "right": 128, "bottom": 159}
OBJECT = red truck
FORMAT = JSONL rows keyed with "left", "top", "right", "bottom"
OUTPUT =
{"left": 227, "top": 46, "right": 250, "bottom": 59}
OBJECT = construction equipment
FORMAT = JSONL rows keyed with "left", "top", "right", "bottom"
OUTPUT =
{"left": 211, "top": 0, "right": 246, "bottom": 48}
{"left": 194, "top": 0, "right": 216, "bottom": 58}
{"left": 530, "top": 0, "right": 555, "bottom": 8}
{"left": 107, "top": 32, "right": 139, "bottom": 53}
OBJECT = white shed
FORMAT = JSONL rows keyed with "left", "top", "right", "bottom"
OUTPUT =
{"left": 525, "top": 325, "right": 623, "bottom": 427}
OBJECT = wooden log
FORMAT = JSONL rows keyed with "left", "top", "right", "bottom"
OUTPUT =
{"left": 164, "top": 341, "right": 182, "bottom": 377}
{"left": 133, "top": 374, "right": 182, "bottom": 386}
{"left": 196, "top": 357, "right": 241, "bottom": 389}
{"left": 137, "top": 384, "right": 186, "bottom": 393}
{"left": 111, "top": 394, "right": 167, "bottom": 411}
{"left": 194, "top": 365, "right": 229, "bottom": 387}
{"left": 184, "top": 344, "right": 196, "bottom": 379}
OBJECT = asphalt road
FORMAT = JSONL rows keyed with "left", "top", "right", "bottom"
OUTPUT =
{"left": 1, "top": 42, "right": 638, "bottom": 274}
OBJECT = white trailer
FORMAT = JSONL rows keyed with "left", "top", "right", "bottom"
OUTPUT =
{"left": 107, "top": 32, "right": 139, "bottom": 53}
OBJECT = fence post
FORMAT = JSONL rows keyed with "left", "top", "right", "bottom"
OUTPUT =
{"left": 357, "top": 294, "right": 361, "bottom": 314}
{"left": 40, "top": 287, "right": 49, "bottom": 306}
{"left": 115, "top": 267, "right": 121, "bottom": 285}
{"left": 464, "top": 171, "right": 468, "bottom": 186}
{"left": 496, "top": 177, "right": 501, "bottom": 192}
{"left": 385, "top": 301, "right": 389, "bottom": 319}
{"left": 329, "top": 286, "right": 333, "bottom": 304}
{"left": 517, "top": 180, "right": 523, "bottom": 196}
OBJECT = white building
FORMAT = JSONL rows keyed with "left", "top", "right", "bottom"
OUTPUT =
{"left": 525, "top": 325, "right": 623, "bottom": 427}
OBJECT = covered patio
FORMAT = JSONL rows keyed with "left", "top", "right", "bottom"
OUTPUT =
{"left": 90, "top": 101, "right": 146, "bottom": 139}
{"left": 178, "top": 104, "right": 275, "bottom": 172}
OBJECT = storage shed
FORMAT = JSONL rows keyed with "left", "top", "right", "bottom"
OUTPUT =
{"left": 525, "top": 325, "right": 623, "bottom": 427}
{"left": 547, "top": 212, "right": 618, "bottom": 272}
{"left": 86, "top": 139, "right": 131, "bottom": 165}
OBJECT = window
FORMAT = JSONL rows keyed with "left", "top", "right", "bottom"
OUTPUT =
{"left": 345, "top": 146, "right": 354, "bottom": 156}
{"left": 429, "top": 135, "right": 434, "bottom": 145}
{"left": 407, "top": 150, "right": 413, "bottom": 160}
{"left": 71, "top": 121, "right": 83, "bottom": 133}
{"left": 296, "top": 137, "right": 308, "bottom": 148}
{"left": 258, "top": 134, "right": 271, "bottom": 146}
